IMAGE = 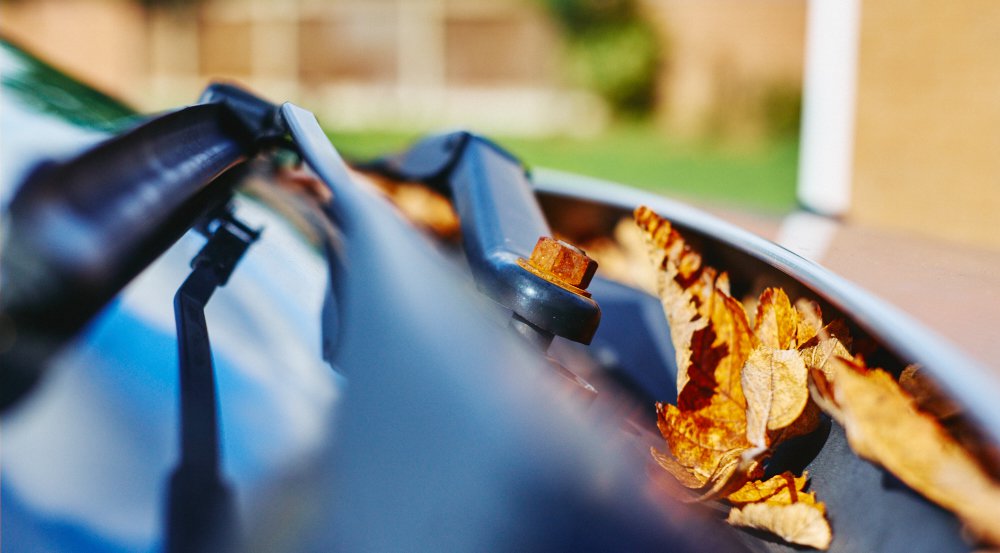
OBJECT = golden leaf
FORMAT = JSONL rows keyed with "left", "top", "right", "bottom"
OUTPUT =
{"left": 655, "top": 398, "right": 753, "bottom": 494}
{"left": 727, "top": 502, "right": 832, "bottom": 550}
{"left": 798, "top": 320, "right": 852, "bottom": 380}
{"left": 726, "top": 472, "right": 829, "bottom": 549}
{"left": 650, "top": 445, "right": 708, "bottom": 490}
{"left": 635, "top": 206, "right": 710, "bottom": 393}
{"left": 577, "top": 218, "right": 659, "bottom": 295}
{"left": 651, "top": 445, "right": 760, "bottom": 500}
{"left": 651, "top": 288, "right": 756, "bottom": 496}
{"left": 794, "top": 299, "right": 824, "bottom": 346}
{"left": 754, "top": 288, "right": 797, "bottom": 350}
{"left": 742, "top": 347, "right": 811, "bottom": 450}
{"left": 812, "top": 358, "right": 1000, "bottom": 544}
{"left": 727, "top": 471, "right": 816, "bottom": 506}
{"left": 899, "top": 366, "right": 1000, "bottom": 481}
{"left": 676, "top": 291, "right": 755, "bottom": 411}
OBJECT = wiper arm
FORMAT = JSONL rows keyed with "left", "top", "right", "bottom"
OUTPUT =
{"left": 166, "top": 207, "right": 259, "bottom": 553}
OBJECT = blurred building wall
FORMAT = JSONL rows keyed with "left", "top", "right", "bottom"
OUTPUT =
{"left": 849, "top": 0, "right": 1000, "bottom": 249}
{"left": 645, "top": 0, "right": 807, "bottom": 140}
{"left": 1, "top": 0, "right": 148, "bottom": 96}
{"left": 2, "top": 0, "right": 606, "bottom": 136}
{"left": 2, "top": 0, "right": 807, "bottom": 139}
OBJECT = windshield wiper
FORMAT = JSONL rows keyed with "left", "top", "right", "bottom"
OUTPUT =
{"left": 166, "top": 206, "right": 260, "bottom": 553}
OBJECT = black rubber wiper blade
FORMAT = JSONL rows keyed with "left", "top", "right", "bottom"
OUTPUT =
{"left": 0, "top": 85, "right": 281, "bottom": 411}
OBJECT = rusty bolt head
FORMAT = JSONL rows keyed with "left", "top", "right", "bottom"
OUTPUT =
{"left": 528, "top": 236, "right": 598, "bottom": 290}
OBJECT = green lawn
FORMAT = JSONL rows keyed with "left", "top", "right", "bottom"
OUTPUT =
{"left": 326, "top": 125, "right": 799, "bottom": 213}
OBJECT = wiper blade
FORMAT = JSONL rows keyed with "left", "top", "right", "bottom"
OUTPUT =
{"left": 0, "top": 84, "right": 281, "bottom": 411}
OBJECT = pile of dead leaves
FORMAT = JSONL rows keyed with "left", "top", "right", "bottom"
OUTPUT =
{"left": 634, "top": 205, "right": 1000, "bottom": 550}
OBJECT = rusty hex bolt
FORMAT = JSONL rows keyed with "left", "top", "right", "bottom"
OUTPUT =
{"left": 526, "top": 236, "right": 598, "bottom": 291}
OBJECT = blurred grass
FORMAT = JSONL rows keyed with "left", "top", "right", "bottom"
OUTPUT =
{"left": 327, "top": 124, "right": 799, "bottom": 213}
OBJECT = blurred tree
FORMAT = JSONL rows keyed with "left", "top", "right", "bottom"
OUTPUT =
{"left": 539, "top": 0, "right": 662, "bottom": 118}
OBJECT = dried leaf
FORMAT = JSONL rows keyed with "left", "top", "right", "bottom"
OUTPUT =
{"left": 637, "top": 207, "right": 836, "bottom": 548}
{"left": 651, "top": 287, "right": 757, "bottom": 496}
{"left": 726, "top": 472, "right": 829, "bottom": 548}
{"left": 578, "top": 218, "right": 659, "bottom": 295}
{"left": 794, "top": 299, "right": 824, "bottom": 346}
{"left": 899, "top": 365, "right": 962, "bottom": 420}
{"left": 742, "top": 289, "right": 820, "bottom": 452}
{"left": 635, "top": 206, "right": 710, "bottom": 392}
{"left": 812, "top": 358, "right": 1000, "bottom": 544}
{"left": 655, "top": 396, "right": 753, "bottom": 494}
{"left": 727, "top": 471, "right": 813, "bottom": 506}
{"left": 754, "top": 288, "right": 797, "bottom": 350}
{"left": 798, "top": 320, "right": 852, "bottom": 380}
{"left": 742, "top": 348, "right": 811, "bottom": 450}
{"left": 651, "top": 444, "right": 759, "bottom": 500}
{"left": 677, "top": 291, "right": 755, "bottom": 411}
{"left": 727, "top": 502, "right": 832, "bottom": 550}
{"left": 650, "top": 446, "right": 706, "bottom": 489}
{"left": 360, "top": 172, "right": 460, "bottom": 239}
{"left": 899, "top": 366, "right": 1000, "bottom": 481}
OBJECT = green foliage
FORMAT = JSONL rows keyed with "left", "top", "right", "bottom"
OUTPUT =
{"left": 539, "top": 0, "right": 662, "bottom": 118}
{"left": 543, "top": 0, "right": 640, "bottom": 31}
{"left": 761, "top": 82, "right": 803, "bottom": 139}
{"left": 1, "top": 39, "right": 137, "bottom": 132}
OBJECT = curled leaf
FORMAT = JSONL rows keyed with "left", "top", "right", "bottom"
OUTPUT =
{"left": 635, "top": 206, "right": 735, "bottom": 395}
{"left": 798, "top": 320, "right": 852, "bottom": 379}
{"left": 578, "top": 218, "right": 659, "bottom": 294}
{"left": 742, "top": 348, "right": 812, "bottom": 450}
{"left": 727, "top": 502, "right": 832, "bottom": 550}
{"left": 727, "top": 471, "right": 814, "bottom": 506}
{"left": 754, "top": 288, "right": 797, "bottom": 350}
{"left": 654, "top": 398, "right": 754, "bottom": 495}
{"left": 794, "top": 298, "right": 824, "bottom": 346}
{"left": 813, "top": 358, "right": 1000, "bottom": 544}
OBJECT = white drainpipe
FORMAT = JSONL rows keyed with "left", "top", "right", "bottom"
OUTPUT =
{"left": 797, "top": 0, "right": 862, "bottom": 217}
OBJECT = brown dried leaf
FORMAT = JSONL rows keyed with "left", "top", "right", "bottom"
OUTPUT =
{"left": 813, "top": 358, "right": 1000, "bottom": 544}
{"left": 651, "top": 444, "right": 760, "bottom": 500}
{"left": 360, "top": 172, "right": 460, "bottom": 239}
{"left": 727, "top": 471, "right": 813, "bottom": 506}
{"left": 635, "top": 206, "right": 710, "bottom": 392}
{"left": 898, "top": 366, "right": 1000, "bottom": 480}
{"left": 798, "top": 320, "right": 852, "bottom": 380}
{"left": 754, "top": 288, "right": 797, "bottom": 350}
{"left": 652, "top": 287, "right": 757, "bottom": 496}
{"left": 727, "top": 472, "right": 829, "bottom": 549}
{"left": 727, "top": 502, "right": 832, "bottom": 550}
{"left": 899, "top": 364, "right": 962, "bottom": 420}
{"left": 640, "top": 208, "right": 820, "bottom": 499}
{"left": 650, "top": 446, "right": 707, "bottom": 489}
{"left": 577, "top": 218, "right": 659, "bottom": 295}
{"left": 794, "top": 299, "right": 824, "bottom": 346}
{"left": 742, "top": 348, "right": 811, "bottom": 450}
{"left": 655, "top": 397, "right": 753, "bottom": 494}
{"left": 676, "top": 289, "right": 756, "bottom": 409}
{"left": 637, "top": 208, "right": 835, "bottom": 547}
